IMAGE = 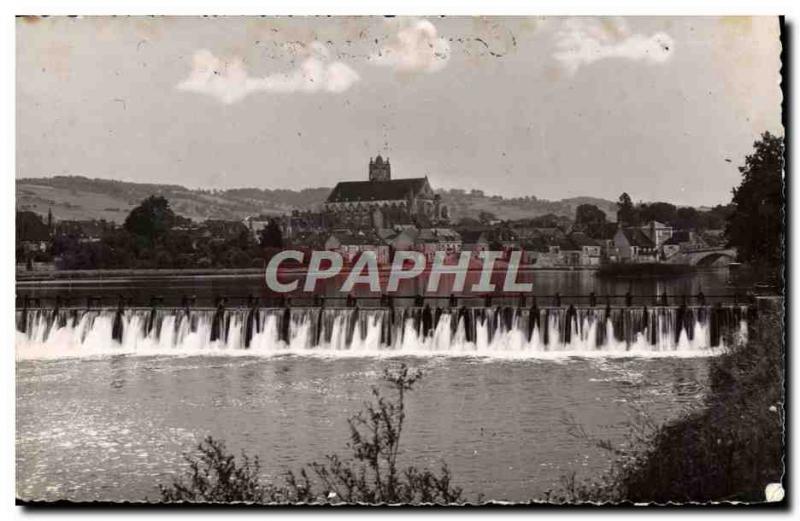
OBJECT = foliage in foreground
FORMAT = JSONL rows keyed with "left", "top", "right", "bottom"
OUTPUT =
{"left": 158, "top": 436, "right": 279, "bottom": 503}
{"left": 159, "top": 364, "right": 462, "bottom": 504}
{"left": 725, "top": 131, "right": 784, "bottom": 282}
{"left": 548, "top": 306, "right": 785, "bottom": 504}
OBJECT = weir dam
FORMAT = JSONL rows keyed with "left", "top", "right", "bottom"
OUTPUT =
{"left": 16, "top": 300, "right": 753, "bottom": 358}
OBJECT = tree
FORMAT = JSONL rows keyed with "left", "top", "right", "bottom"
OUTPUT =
{"left": 674, "top": 206, "right": 701, "bottom": 231}
{"left": 638, "top": 202, "right": 677, "bottom": 226}
{"left": 123, "top": 195, "right": 176, "bottom": 243}
{"left": 526, "top": 213, "right": 572, "bottom": 230}
{"left": 725, "top": 132, "right": 784, "bottom": 278}
{"left": 455, "top": 216, "right": 482, "bottom": 228}
{"left": 575, "top": 204, "right": 607, "bottom": 238}
{"left": 259, "top": 219, "right": 283, "bottom": 248}
{"left": 478, "top": 211, "right": 497, "bottom": 225}
{"left": 703, "top": 204, "right": 733, "bottom": 230}
{"left": 616, "top": 193, "right": 639, "bottom": 226}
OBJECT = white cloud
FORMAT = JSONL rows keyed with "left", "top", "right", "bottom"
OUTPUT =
{"left": 177, "top": 42, "right": 360, "bottom": 104}
{"left": 553, "top": 18, "right": 674, "bottom": 74}
{"left": 371, "top": 18, "right": 451, "bottom": 73}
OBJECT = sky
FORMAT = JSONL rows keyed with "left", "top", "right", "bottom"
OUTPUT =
{"left": 16, "top": 16, "right": 783, "bottom": 207}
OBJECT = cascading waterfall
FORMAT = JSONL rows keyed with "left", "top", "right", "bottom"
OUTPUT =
{"left": 16, "top": 304, "right": 751, "bottom": 359}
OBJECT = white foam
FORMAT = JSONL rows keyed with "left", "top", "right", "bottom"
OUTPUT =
{"left": 15, "top": 307, "right": 748, "bottom": 361}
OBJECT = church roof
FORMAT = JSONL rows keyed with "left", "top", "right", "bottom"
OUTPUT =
{"left": 326, "top": 178, "right": 428, "bottom": 203}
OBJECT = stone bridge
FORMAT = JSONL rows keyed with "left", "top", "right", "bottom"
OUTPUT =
{"left": 667, "top": 248, "right": 737, "bottom": 266}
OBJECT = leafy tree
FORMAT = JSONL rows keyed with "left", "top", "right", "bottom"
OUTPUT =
{"left": 575, "top": 204, "right": 607, "bottom": 238}
{"left": 672, "top": 205, "right": 732, "bottom": 232}
{"left": 455, "top": 216, "right": 482, "bottom": 228}
{"left": 123, "top": 195, "right": 176, "bottom": 243}
{"left": 225, "top": 248, "right": 252, "bottom": 268}
{"left": 638, "top": 202, "right": 677, "bottom": 226}
{"left": 478, "top": 211, "right": 497, "bottom": 225}
{"left": 259, "top": 219, "right": 283, "bottom": 248}
{"left": 674, "top": 206, "right": 701, "bottom": 231}
{"left": 105, "top": 229, "right": 142, "bottom": 266}
{"left": 616, "top": 193, "right": 639, "bottom": 226}
{"left": 725, "top": 132, "right": 784, "bottom": 278}
{"left": 703, "top": 204, "right": 733, "bottom": 230}
{"left": 526, "top": 213, "right": 572, "bottom": 230}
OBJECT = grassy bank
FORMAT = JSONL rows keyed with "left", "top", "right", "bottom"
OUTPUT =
{"left": 552, "top": 297, "right": 785, "bottom": 504}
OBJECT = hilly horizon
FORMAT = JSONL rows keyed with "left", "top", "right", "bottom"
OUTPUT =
{"left": 16, "top": 175, "right": 622, "bottom": 224}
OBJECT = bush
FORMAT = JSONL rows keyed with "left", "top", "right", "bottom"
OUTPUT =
{"left": 158, "top": 437, "right": 281, "bottom": 503}
{"left": 159, "top": 364, "right": 463, "bottom": 505}
{"left": 284, "top": 364, "right": 462, "bottom": 504}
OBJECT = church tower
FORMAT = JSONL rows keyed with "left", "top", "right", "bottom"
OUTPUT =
{"left": 368, "top": 155, "right": 391, "bottom": 182}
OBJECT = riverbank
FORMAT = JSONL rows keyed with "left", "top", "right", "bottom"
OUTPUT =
{"left": 624, "top": 297, "right": 784, "bottom": 502}
{"left": 554, "top": 296, "right": 785, "bottom": 503}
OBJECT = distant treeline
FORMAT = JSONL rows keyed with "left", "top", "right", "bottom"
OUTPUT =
{"left": 17, "top": 196, "right": 283, "bottom": 270}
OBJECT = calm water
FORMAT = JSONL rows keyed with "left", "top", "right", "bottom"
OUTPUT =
{"left": 16, "top": 354, "right": 711, "bottom": 503}
{"left": 17, "top": 268, "right": 735, "bottom": 307}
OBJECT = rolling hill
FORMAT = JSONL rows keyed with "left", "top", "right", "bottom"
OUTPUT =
{"left": 16, "top": 176, "right": 618, "bottom": 223}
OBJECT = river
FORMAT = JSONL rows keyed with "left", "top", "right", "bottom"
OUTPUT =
{"left": 16, "top": 268, "right": 738, "bottom": 307}
{"left": 17, "top": 355, "right": 714, "bottom": 503}
{"left": 16, "top": 268, "right": 742, "bottom": 503}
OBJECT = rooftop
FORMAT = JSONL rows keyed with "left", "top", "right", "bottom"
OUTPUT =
{"left": 620, "top": 228, "right": 656, "bottom": 248}
{"left": 326, "top": 178, "right": 429, "bottom": 203}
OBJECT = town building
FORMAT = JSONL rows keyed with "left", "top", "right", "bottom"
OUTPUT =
{"left": 613, "top": 228, "right": 659, "bottom": 263}
{"left": 324, "top": 230, "right": 390, "bottom": 264}
{"left": 17, "top": 211, "right": 52, "bottom": 252}
{"left": 384, "top": 228, "right": 419, "bottom": 252}
{"left": 415, "top": 228, "right": 463, "bottom": 262}
{"left": 566, "top": 232, "right": 602, "bottom": 266}
{"left": 277, "top": 211, "right": 330, "bottom": 242}
{"left": 640, "top": 220, "right": 673, "bottom": 248}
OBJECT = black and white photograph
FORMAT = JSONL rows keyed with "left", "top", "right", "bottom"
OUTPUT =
{"left": 10, "top": 9, "right": 789, "bottom": 509}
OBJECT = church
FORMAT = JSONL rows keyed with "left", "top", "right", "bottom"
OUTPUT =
{"left": 324, "top": 156, "right": 449, "bottom": 229}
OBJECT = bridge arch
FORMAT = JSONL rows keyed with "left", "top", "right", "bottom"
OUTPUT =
{"left": 692, "top": 250, "right": 737, "bottom": 266}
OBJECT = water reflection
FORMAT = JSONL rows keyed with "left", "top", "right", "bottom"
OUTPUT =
{"left": 17, "top": 269, "right": 734, "bottom": 306}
